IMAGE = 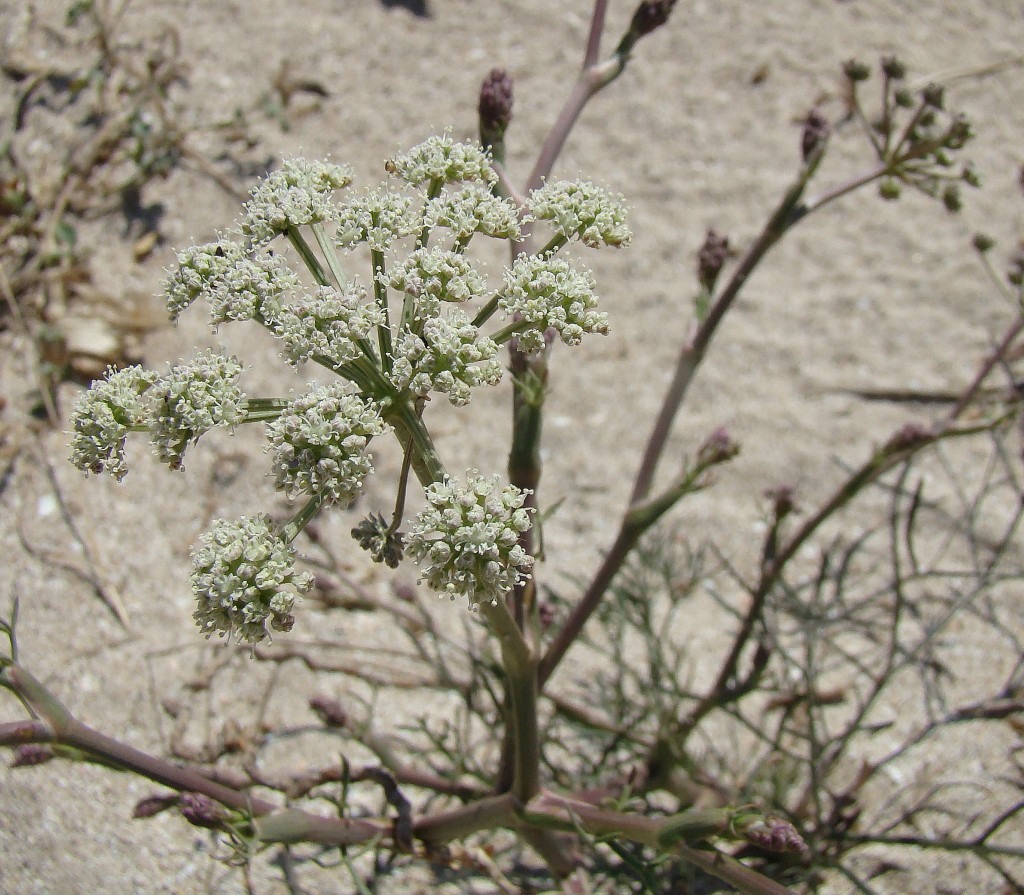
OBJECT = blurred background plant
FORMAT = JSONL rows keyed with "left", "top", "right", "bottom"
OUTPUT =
{"left": 0, "top": 0, "right": 327, "bottom": 421}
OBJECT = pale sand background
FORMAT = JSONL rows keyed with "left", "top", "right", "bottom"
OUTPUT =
{"left": 1, "top": 1, "right": 1022, "bottom": 893}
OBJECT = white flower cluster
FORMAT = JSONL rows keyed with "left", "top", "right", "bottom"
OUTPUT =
{"left": 242, "top": 158, "right": 353, "bottom": 245}
{"left": 267, "top": 383, "right": 386, "bottom": 505}
{"left": 388, "top": 247, "right": 488, "bottom": 316}
{"left": 71, "top": 134, "right": 633, "bottom": 638}
{"left": 70, "top": 352, "right": 245, "bottom": 479}
{"left": 386, "top": 131, "right": 496, "bottom": 187}
{"left": 271, "top": 283, "right": 385, "bottom": 369}
{"left": 527, "top": 179, "right": 632, "bottom": 248}
{"left": 423, "top": 184, "right": 520, "bottom": 242}
{"left": 500, "top": 256, "right": 607, "bottom": 353}
{"left": 165, "top": 239, "right": 245, "bottom": 321}
{"left": 390, "top": 312, "right": 502, "bottom": 406}
{"left": 206, "top": 250, "right": 298, "bottom": 326}
{"left": 70, "top": 365, "right": 158, "bottom": 481}
{"left": 191, "top": 514, "right": 314, "bottom": 642}
{"left": 334, "top": 187, "right": 416, "bottom": 251}
{"left": 151, "top": 350, "right": 247, "bottom": 470}
{"left": 407, "top": 472, "right": 534, "bottom": 607}
{"left": 165, "top": 240, "right": 296, "bottom": 327}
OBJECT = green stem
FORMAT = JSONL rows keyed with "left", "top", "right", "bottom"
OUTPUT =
{"left": 384, "top": 398, "right": 447, "bottom": 486}
{"left": 470, "top": 292, "right": 501, "bottom": 329}
{"left": 241, "top": 397, "right": 291, "bottom": 423}
{"left": 311, "top": 221, "right": 348, "bottom": 288}
{"left": 279, "top": 491, "right": 331, "bottom": 545}
{"left": 370, "top": 247, "right": 393, "bottom": 370}
{"left": 524, "top": 792, "right": 797, "bottom": 895}
{"left": 286, "top": 225, "right": 330, "bottom": 287}
{"left": 481, "top": 596, "right": 540, "bottom": 803}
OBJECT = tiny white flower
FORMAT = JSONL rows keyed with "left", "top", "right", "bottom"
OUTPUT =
{"left": 267, "top": 383, "right": 386, "bottom": 505}
{"left": 390, "top": 311, "right": 502, "bottom": 406}
{"left": 527, "top": 179, "right": 631, "bottom": 248}
{"left": 388, "top": 247, "right": 488, "bottom": 319}
{"left": 334, "top": 187, "right": 417, "bottom": 251}
{"left": 150, "top": 350, "right": 246, "bottom": 470}
{"left": 423, "top": 184, "right": 520, "bottom": 242}
{"left": 69, "top": 365, "right": 158, "bottom": 481}
{"left": 407, "top": 472, "right": 534, "bottom": 607}
{"left": 164, "top": 239, "right": 246, "bottom": 321}
{"left": 242, "top": 158, "right": 353, "bottom": 245}
{"left": 191, "top": 514, "right": 314, "bottom": 642}
{"left": 387, "top": 132, "right": 496, "bottom": 188}
{"left": 270, "top": 283, "right": 385, "bottom": 369}
{"left": 500, "top": 256, "right": 607, "bottom": 353}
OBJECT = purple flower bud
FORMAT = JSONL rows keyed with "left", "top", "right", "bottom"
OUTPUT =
{"left": 801, "top": 109, "right": 830, "bottom": 162}
{"left": 697, "top": 228, "right": 730, "bottom": 290}
{"left": 740, "top": 815, "right": 808, "bottom": 855}
{"left": 697, "top": 427, "right": 739, "bottom": 466}
{"left": 630, "top": 0, "right": 677, "bottom": 38}
{"left": 479, "top": 68, "right": 514, "bottom": 147}
{"left": 883, "top": 423, "right": 933, "bottom": 454}
{"left": 179, "top": 791, "right": 229, "bottom": 829}
{"left": 766, "top": 485, "right": 797, "bottom": 519}
{"left": 133, "top": 793, "right": 179, "bottom": 819}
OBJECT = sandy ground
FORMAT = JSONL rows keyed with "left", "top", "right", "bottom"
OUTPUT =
{"left": 1, "top": 1, "right": 1022, "bottom": 893}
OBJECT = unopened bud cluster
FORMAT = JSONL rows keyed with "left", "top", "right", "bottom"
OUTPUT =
{"left": 69, "top": 134, "right": 630, "bottom": 638}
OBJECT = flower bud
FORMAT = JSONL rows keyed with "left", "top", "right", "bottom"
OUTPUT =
{"left": 800, "top": 108, "right": 830, "bottom": 162}
{"left": 922, "top": 83, "right": 945, "bottom": 109}
{"left": 842, "top": 59, "right": 871, "bottom": 82}
{"left": 629, "top": 0, "right": 677, "bottom": 37}
{"left": 972, "top": 232, "right": 995, "bottom": 254}
{"left": 179, "top": 792, "right": 229, "bottom": 829}
{"left": 880, "top": 55, "right": 907, "bottom": 80}
{"left": 883, "top": 422, "right": 933, "bottom": 453}
{"left": 697, "top": 427, "right": 739, "bottom": 466}
{"left": 893, "top": 87, "right": 914, "bottom": 108}
{"left": 942, "top": 184, "right": 962, "bottom": 213}
{"left": 879, "top": 178, "right": 901, "bottom": 202}
{"left": 11, "top": 744, "right": 54, "bottom": 767}
{"left": 738, "top": 814, "right": 808, "bottom": 855}
{"left": 766, "top": 485, "right": 797, "bottom": 520}
{"left": 479, "top": 68, "right": 514, "bottom": 148}
{"left": 696, "top": 228, "right": 730, "bottom": 290}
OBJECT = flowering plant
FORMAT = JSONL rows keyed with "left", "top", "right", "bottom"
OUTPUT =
{"left": 70, "top": 133, "right": 624, "bottom": 641}
{"left": 3, "top": 3, "right": 1022, "bottom": 894}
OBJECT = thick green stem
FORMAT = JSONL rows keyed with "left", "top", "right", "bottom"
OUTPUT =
{"left": 370, "top": 247, "right": 393, "bottom": 370}
{"left": 481, "top": 596, "right": 540, "bottom": 803}
{"left": 310, "top": 221, "right": 347, "bottom": 288}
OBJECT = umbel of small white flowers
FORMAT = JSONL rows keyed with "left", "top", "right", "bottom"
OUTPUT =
{"left": 69, "top": 132, "right": 630, "bottom": 642}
